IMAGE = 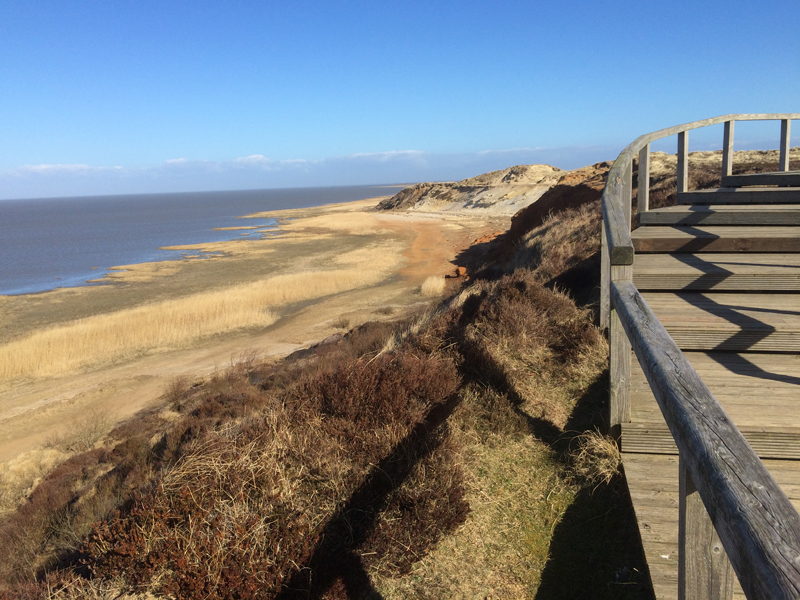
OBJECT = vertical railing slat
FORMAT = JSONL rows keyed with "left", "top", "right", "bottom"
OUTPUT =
{"left": 780, "top": 119, "right": 792, "bottom": 172}
{"left": 677, "top": 131, "right": 689, "bottom": 193}
{"left": 722, "top": 120, "right": 735, "bottom": 178}
{"left": 609, "top": 265, "right": 632, "bottom": 441}
{"left": 638, "top": 142, "right": 650, "bottom": 214}
{"left": 679, "top": 457, "right": 736, "bottom": 600}
{"left": 601, "top": 223, "right": 610, "bottom": 331}
{"left": 609, "top": 162, "right": 633, "bottom": 440}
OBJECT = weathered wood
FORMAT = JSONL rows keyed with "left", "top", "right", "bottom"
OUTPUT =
{"left": 639, "top": 143, "right": 651, "bottom": 213}
{"left": 632, "top": 225, "right": 800, "bottom": 254}
{"left": 625, "top": 453, "right": 800, "bottom": 600}
{"left": 678, "top": 131, "right": 689, "bottom": 194}
{"left": 781, "top": 120, "right": 792, "bottom": 172}
{"left": 642, "top": 291, "right": 800, "bottom": 352}
{"left": 630, "top": 351, "right": 800, "bottom": 432}
{"left": 623, "top": 159, "right": 633, "bottom": 227}
{"left": 722, "top": 121, "right": 735, "bottom": 178}
{"left": 611, "top": 280, "right": 800, "bottom": 599}
{"left": 603, "top": 115, "right": 800, "bottom": 274}
{"left": 677, "top": 187, "right": 800, "bottom": 204}
{"left": 623, "top": 423, "right": 800, "bottom": 460}
{"left": 722, "top": 172, "right": 800, "bottom": 188}
{"left": 638, "top": 204, "right": 800, "bottom": 226}
{"left": 679, "top": 457, "right": 736, "bottom": 600}
{"left": 601, "top": 224, "right": 610, "bottom": 330}
{"left": 603, "top": 180, "right": 635, "bottom": 265}
{"left": 633, "top": 253, "right": 800, "bottom": 291}
{"left": 609, "top": 264, "right": 632, "bottom": 440}
{"left": 606, "top": 114, "right": 800, "bottom": 600}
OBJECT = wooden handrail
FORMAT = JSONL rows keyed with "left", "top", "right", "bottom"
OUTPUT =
{"left": 612, "top": 281, "right": 800, "bottom": 598}
{"left": 602, "top": 114, "right": 800, "bottom": 598}
{"left": 601, "top": 113, "right": 800, "bottom": 272}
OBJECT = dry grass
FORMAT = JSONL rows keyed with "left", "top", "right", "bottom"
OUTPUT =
{"left": 0, "top": 245, "right": 401, "bottom": 382}
{"left": 508, "top": 200, "right": 601, "bottom": 279}
{"left": 420, "top": 275, "right": 446, "bottom": 296}
{"left": 377, "top": 432, "right": 573, "bottom": 599}
{"left": 569, "top": 430, "right": 621, "bottom": 487}
{"left": 15, "top": 573, "right": 135, "bottom": 600}
{"left": 45, "top": 409, "right": 115, "bottom": 454}
{"left": 331, "top": 316, "right": 350, "bottom": 329}
{"left": 0, "top": 448, "right": 67, "bottom": 516}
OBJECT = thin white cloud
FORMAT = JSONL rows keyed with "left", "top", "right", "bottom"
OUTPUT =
{"left": 10, "top": 163, "right": 125, "bottom": 176}
{"left": 346, "top": 150, "right": 427, "bottom": 161}
{"left": 0, "top": 144, "right": 619, "bottom": 200}
{"left": 234, "top": 154, "right": 272, "bottom": 165}
{"left": 477, "top": 147, "right": 545, "bottom": 155}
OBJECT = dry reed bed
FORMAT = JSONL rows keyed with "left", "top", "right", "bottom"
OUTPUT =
{"left": 0, "top": 245, "right": 401, "bottom": 382}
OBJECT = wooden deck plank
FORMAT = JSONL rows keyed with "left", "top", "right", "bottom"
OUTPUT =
{"left": 631, "top": 226, "right": 800, "bottom": 253}
{"left": 627, "top": 351, "right": 800, "bottom": 456}
{"left": 631, "top": 352, "right": 800, "bottom": 431}
{"left": 619, "top": 151, "right": 800, "bottom": 596}
{"left": 638, "top": 204, "right": 800, "bottom": 226}
{"left": 623, "top": 453, "right": 800, "bottom": 600}
{"left": 623, "top": 424, "right": 800, "bottom": 459}
{"left": 634, "top": 253, "right": 800, "bottom": 291}
{"left": 641, "top": 292, "right": 800, "bottom": 352}
{"left": 677, "top": 187, "right": 800, "bottom": 204}
{"left": 722, "top": 172, "right": 800, "bottom": 188}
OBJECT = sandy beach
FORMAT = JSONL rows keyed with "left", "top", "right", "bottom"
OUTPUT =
{"left": 0, "top": 196, "right": 506, "bottom": 471}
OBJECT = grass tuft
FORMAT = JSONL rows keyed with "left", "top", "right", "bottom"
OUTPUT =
{"left": 420, "top": 275, "right": 446, "bottom": 296}
{"left": 569, "top": 430, "right": 621, "bottom": 488}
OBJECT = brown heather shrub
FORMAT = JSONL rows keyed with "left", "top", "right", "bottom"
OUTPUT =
{"left": 359, "top": 433, "right": 469, "bottom": 578}
{"left": 84, "top": 433, "right": 319, "bottom": 599}
{"left": 30, "top": 349, "right": 464, "bottom": 600}
{"left": 461, "top": 270, "right": 607, "bottom": 430}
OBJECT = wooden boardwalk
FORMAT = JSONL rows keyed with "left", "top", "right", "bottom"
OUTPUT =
{"left": 625, "top": 167, "right": 800, "bottom": 597}
{"left": 600, "top": 115, "right": 800, "bottom": 598}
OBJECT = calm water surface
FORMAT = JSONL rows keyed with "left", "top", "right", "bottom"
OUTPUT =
{"left": 0, "top": 186, "right": 401, "bottom": 295}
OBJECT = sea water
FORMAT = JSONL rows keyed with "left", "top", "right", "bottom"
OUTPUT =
{"left": 0, "top": 185, "right": 402, "bottom": 296}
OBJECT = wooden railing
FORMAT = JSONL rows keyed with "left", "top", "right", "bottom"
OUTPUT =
{"left": 600, "top": 114, "right": 800, "bottom": 599}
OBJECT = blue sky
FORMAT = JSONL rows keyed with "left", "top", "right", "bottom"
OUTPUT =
{"left": 1, "top": 0, "right": 798, "bottom": 199}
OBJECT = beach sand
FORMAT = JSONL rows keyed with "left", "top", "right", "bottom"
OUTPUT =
{"left": 0, "top": 196, "right": 507, "bottom": 467}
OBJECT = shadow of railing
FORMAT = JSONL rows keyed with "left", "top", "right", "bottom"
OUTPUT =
{"left": 274, "top": 392, "right": 462, "bottom": 600}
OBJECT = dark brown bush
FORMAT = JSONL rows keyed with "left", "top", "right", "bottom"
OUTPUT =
{"left": 56, "top": 350, "right": 463, "bottom": 599}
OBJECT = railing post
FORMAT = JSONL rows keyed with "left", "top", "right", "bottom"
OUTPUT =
{"left": 609, "top": 165, "right": 633, "bottom": 440}
{"left": 780, "top": 119, "right": 792, "bottom": 172}
{"left": 677, "top": 131, "right": 689, "bottom": 193}
{"left": 678, "top": 457, "right": 735, "bottom": 600}
{"left": 609, "top": 264, "right": 632, "bottom": 441}
{"left": 722, "top": 121, "right": 735, "bottom": 178}
{"left": 638, "top": 143, "right": 650, "bottom": 214}
{"left": 622, "top": 160, "right": 633, "bottom": 227}
{"left": 601, "top": 223, "right": 610, "bottom": 331}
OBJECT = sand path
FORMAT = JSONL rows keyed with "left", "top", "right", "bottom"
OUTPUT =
{"left": 0, "top": 205, "right": 505, "bottom": 465}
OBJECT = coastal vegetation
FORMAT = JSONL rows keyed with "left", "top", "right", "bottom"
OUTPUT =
{"left": 0, "top": 244, "right": 402, "bottom": 382}
{"left": 0, "top": 159, "right": 657, "bottom": 599}
{"left": 4, "top": 148, "right": 795, "bottom": 598}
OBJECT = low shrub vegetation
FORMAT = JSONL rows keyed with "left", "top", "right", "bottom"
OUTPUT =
{"left": 0, "top": 168, "right": 673, "bottom": 599}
